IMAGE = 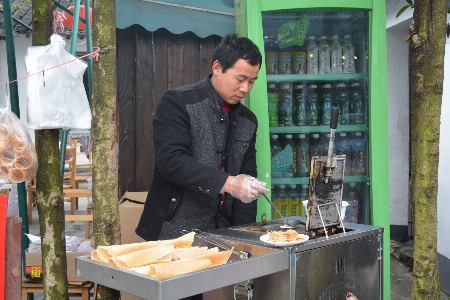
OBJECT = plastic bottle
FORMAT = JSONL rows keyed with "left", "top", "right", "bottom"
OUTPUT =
{"left": 278, "top": 83, "right": 293, "bottom": 126}
{"left": 335, "top": 83, "right": 350, "bottom": 125}
{"left": 306, "top": 36, "right": 318, "bottom": 74}
{"left": 284, "top": 134, "right": 296, "bottom": 177}
{"left": 293, "top": 44, "right": 307, "bottom": 74}
{"left": 271, "top": 185, "right": 279, "bottom": 219}
{"left": 351, "top": 131, "right": 367, "bottom": 175}
{"left": 288, "top": 184, "right": 300, "bottom": 216}
{"left": 267, "top": 83, "right": 279, "bottom": 127}
{"left": 270, "top": 134, "right": 282, "bottom": 157}
{"left": 270, "top": 134, "right": 283, "bottom": 177}
{"left": 310, "top": 133, "right": 322, "bottom": 158}
{"left": 293, "top": 84, "right": 307, "bottom": 126}
{"left": 299, "top": 184, "right": 308, "bottom": 216}
{"left": 345, "top": 182, "right": 360, "bottom": 223}
{"left": 295, "top": 134, "right": 310, "bottom": 177}
{"left": 330, "top": 35, "right": 343, "bottom": 74}
{"left": 337, "top": 132, "right": 351, "bottom": 176}
{"left": 265, "top": 35, "right": 279, "bottom": 74}
{"left": 318, "top": 36, "right": 331, "bottom": 74}
{"left": 322, "top": 133, "right": 336, "bottom": 156}
{"left": 350, "top": 82, "right": 365, "bottom": 124}
{"left": 277, "top": 185, "right": 289, "bottom": 217}
{"left": 308, "top": 84, "right": 320, "bottom": 126}
{"left": 279, "top": 44, "right": 293, "bottom": 75}
{"left": 321, "top": 83, "right": 334, "bottom": 125}
{"left": 342, "top": 35, "right": 356, "bottom": 73}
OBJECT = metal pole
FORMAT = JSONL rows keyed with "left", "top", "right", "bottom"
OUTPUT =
{"left": 60, "top": 0, "right": 82, "bottom": 178}
{"left": 2, "top": 0, "right": 30, "bottom": 282}
{"left": 85, "top": 0, "right": 93, "bottom": 106}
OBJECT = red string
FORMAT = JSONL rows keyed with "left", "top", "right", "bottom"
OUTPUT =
{"left": 0, "top": 49, "right": 100, "bottom": 86}
{"left": 53, "top": 11, "right": 66, "bottom": 34}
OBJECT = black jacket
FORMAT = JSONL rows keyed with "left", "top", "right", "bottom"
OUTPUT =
{"left": 136, "top": 75, "right": 258, "bottom": 240}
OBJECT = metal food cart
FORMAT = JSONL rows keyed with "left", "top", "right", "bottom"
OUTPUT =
{"left": 76, "top": 219, "right": 383, "bottom": 300}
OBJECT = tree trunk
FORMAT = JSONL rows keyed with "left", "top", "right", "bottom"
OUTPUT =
{"left": 31, "top": 0, "right": 70, "bottom": 298}
{"left": 91, "top": 0, "right": 121, "bottom": 298}
{"left": 409, "top": 1, "right": 446, "bottom": 299}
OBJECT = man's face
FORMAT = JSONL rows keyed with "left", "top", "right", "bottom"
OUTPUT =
{"left": 210, "top": 59, "right": 260, "bottom": 105}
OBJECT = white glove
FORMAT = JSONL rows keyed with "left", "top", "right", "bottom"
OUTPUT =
{"left": 229, "top": 174, "right": 269, "bottom": 203}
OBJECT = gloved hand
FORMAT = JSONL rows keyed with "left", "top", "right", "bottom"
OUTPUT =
{"left": 229, "top": 174, "right": 269, "bottom": 203}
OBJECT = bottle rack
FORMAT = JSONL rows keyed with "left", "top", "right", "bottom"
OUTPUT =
{"left": 266, "top": 73, "right": 366, "bottom": 82}
{"left": 268, "top": 72, "right": 368, "bottom": 186}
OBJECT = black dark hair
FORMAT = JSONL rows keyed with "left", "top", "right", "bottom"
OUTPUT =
{"left": 211, "top": 33, "right": 262, "bottom": 73}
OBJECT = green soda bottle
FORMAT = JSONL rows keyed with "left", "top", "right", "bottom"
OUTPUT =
{"left": 277, "top": 185, "right": 289, "bottom": 217}
{"left": 309, "top": 133, "right": 322, "bottom": 158}
{"left": 293, "top": 84, "right": 307, "bottom": 126}
{"left": 336, "top": 83, "right": 350, "bottom": 125}
{"left": 308, "top": 84, "right": 320, "bottom": 126}
{"left": 285, "top": 134, "right": 297, "bottom": 176}
{"left": 278, "top": 84, "right": 293, "bottom": 126}
{"left": 288, "top": 184, "right": 300, "bottom": 216}
{"left": 271, "top": 185, "right": 279, "bottom": 219}
{"left": 350, "top": 82, "right": 365, "bottom": 124}
{"left": 295, "top": 134, "right": 310, "bottom": 177}
{"left": 267, "top": 83, "right": 279, "bottom": 127}
{"left": 321, "top": 83, "right": 334, "bottom": 125}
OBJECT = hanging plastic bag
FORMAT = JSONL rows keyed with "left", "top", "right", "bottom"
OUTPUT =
{"left": 0, "top": 107, "right": 38, "bottom": 183}
{"left": 24, "top": 34, "right": 91, "bottom": 130}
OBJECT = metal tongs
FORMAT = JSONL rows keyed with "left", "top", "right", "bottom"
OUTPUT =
{"left": 181, "top": 229, "right": 250, "bottom": 259}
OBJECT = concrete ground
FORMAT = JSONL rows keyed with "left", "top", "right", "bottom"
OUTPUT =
{"left": 391, "top": 240, "right": 449, "bottom": 300}
{"left": 25, "top": 195, "right": 449, "bottom": 300}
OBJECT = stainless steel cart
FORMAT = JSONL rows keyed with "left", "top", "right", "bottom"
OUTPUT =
{"left": 76, "top": 219, "right": 383, "bottom": 300}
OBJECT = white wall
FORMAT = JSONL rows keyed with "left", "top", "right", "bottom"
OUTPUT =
{"left": 386, "top": 0, "right": 413, "bottom": 29}
{"left": 437, "top": 41, "right": 450, "bottom": 260}
{"left": 386, "top": 0, "right": 412, "bottom": 231}
{"left": 386, "top": 24, "right": 410, "bottom": 228}
{"left": 386, "top": 0, "right": 450, "bottom": 261}
{"left": 0, "top": 35, "right": 32, "bottom": 124}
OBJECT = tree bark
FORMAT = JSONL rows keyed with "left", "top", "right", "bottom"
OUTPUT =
{"left": 31, "top": 0, "right": 70, "bottom": 298}
{"left": 409, "top": 1, "right": 446, "bottom": 298}
{"left": 91, "top": 0, "right": 121, "bottom": 298}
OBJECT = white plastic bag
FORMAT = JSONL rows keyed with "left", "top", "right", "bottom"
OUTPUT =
{"left": 25, "top": 34, "right": 91, "bottom": 130}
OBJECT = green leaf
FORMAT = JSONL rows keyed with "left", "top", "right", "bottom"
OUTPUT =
{"left": 396, "top": 5, "right": 411, "bottom": 19}
{"left": 405, "top": 0, "right": 413, "bottom": 6}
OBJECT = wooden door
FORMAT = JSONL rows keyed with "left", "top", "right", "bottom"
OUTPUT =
{"left": 117, "top": 26, "right": 221, "bottom": 197}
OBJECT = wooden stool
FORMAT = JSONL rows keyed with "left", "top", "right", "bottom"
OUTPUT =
{"left": 65, "top": 214, "right": 94, "bottom": 240}
{"left": 22, "top": 280, "right": 93, "bottom": 300}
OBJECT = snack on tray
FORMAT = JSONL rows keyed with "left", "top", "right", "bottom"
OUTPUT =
{"left": 91, "top": 231, "right": 233, "bottom": 280}
{"left": 267, "top": 229, "right": 308, "bottom": 242}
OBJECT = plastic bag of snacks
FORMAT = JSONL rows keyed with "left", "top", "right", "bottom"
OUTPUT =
{"left": 0, "top": 107, "right": 38, "bottom": 183}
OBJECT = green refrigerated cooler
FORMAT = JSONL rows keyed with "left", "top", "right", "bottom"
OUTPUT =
{"left": 235, "top": 0, "right": 390, "bottom": 298}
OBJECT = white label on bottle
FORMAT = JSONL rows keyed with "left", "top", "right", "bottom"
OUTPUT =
{"left": 319, "top": 42, "right": 330, "bottom": 74}
{"left": 331, "top": 42, "right": 342, "bottom": 74}
{"left": 307, "top": 44, "right": 318, "bottom": 74}
{"left": 343, "top": 42, "right": 355, "bottom": 73}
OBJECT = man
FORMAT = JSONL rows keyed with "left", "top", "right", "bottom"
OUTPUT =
{"left": 136, "top": 33, "right": 268, "bottom": 243}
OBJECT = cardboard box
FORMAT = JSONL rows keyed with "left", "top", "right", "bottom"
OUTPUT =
{"left": 120, "top": 292, "right": 145, "bottom": 300}
{"left": 119, "top": 191, "right": 148, "bottom": 244}
{"left": 25, "top": 251, "right": 90, "bottom": 282}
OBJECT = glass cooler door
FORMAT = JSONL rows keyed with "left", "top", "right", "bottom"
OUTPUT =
{"left": 261, "top": 11, "right": 370, "bottom": 225}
